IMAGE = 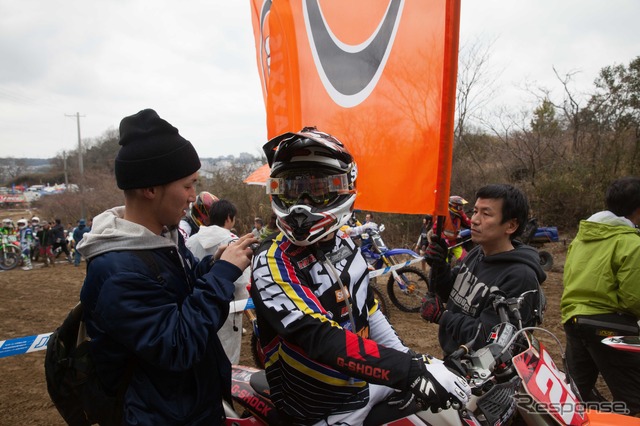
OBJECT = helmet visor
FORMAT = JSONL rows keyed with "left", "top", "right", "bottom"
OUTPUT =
{"left": 267, "top": 173, "right": 351, "bottom": 206}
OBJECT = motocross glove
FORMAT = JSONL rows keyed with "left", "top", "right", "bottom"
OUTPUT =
{"left": 407, "top": 354, "right": 471, "bottom": 412}
{"left": 420, "top": 293, "right": 445, "bottom": 324}
{"left": 387, "top": 389, "right": 416, "bottom": 411}
{"left": 424, "top": 236, "right": 449, "bottom": 268}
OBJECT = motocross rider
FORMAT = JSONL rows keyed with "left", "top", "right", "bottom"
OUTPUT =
{"left": 422, "top": 184, "right": 546, "bottom": 356}
{"left": 177, "top": 190, "right": 218, "bottom": 243}
{"left": 250, "top": 127, "right": 470, "bottom": 425}
{"left": 433, "top": 196, "right": 471, "bottom": 263}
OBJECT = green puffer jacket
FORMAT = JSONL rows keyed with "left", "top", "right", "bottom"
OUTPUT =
{"left": 561, "top": 213, "right": 640, "bottom": 323}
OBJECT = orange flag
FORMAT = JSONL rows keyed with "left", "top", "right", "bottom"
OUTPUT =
{"left": 250, "top": 0, "right": 460, "bottom": 216}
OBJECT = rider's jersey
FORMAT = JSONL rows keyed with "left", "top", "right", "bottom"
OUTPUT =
{"left": 18, "top": 227, "right": 33, "bottom": 250}
{"left": 177, "top": 216, "right": 198, "bottom": 243}
{"left": 251, "top": 230, "right": 413, "bottom": 423}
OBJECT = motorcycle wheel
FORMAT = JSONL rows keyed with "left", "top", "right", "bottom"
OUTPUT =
{"left": 386, "top": 266, "right": 429, "bottom": 312}
{"left": 538, "top": 250, "right": 553, "bottom": 272}
{"left": 370, "top": 284, "right": 390, "bottom": 320}
{"left": 0, "top": 247, "right": 21, "bottom": 271}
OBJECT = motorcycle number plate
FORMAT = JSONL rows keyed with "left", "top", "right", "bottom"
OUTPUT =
{"left": 513, "top": 343, "right": 587, "bottom": 425}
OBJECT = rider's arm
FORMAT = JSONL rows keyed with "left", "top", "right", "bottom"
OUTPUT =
{"left": 617, "top": 244, "right": 640, "bottom": 318}
{"left": 251, "top": 254, "right": 414, "bottom": 390}
{"left": 346, "top": 222, "right": 377, "bottom": 237}
{"left": 431, "top": 265, "right": 455, "bottom": 301}
{"left": 368, "top": 309, "right": 409, "bottom": 353}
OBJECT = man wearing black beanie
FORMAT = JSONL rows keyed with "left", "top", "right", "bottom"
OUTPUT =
{"left": 75, "top": 109, "right": 258, "bottom": 425}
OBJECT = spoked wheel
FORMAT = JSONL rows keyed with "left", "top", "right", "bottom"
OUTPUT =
{"left": 0, "top": 247, "right": 22, "bottom": 271}
{"left": 386, "top": 266, "right": 429, "bottom": 312}
{"left": 370, "top": 284, "right": 390, "bottom": 320}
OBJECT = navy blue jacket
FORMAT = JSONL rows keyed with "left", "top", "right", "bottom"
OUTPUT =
{"left": 78, "top": 207, "right": 241, "bottom": 425}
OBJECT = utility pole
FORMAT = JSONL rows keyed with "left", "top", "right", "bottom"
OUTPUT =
{"left": 62, "top": 150, "right": 69, "bottom": 186}
{"left": 65, "top": 112, "right": 86, "bottom": 219}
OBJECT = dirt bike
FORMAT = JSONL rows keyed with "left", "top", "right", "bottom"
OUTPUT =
{"left": 520, "top": 218, "right": 559, "bottom": 271}
{"left": 0, "top": 234, "right": 22, "bottom": 270}
{"left": 360, "top": 224, "right": 430, "bottom": 313}
{"left": 226, "top": 287, "right": 629, "bottom": 425}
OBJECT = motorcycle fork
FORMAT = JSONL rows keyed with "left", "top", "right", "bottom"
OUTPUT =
{"left": 385, "top": 257, "right": 412, "bottom": 293}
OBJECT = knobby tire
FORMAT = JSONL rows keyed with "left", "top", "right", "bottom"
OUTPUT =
{"left": 386, "top": 266, "right": 430, "bottom": 312}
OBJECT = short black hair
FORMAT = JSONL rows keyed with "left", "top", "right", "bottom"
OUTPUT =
{"left": 475, "top": 184, "right": 529, "bottom": 239}
{"left": 208, "top": 199, "right": 237, "bottom": 227}
{"left": 606, "top": 176, "right": 640, "bottom": 217}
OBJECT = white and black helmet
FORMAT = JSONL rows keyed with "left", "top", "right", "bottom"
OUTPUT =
{"left": 263, "top": 127, "right": 357, "bottom": 246}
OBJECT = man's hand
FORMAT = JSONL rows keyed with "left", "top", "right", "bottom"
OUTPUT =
{"left": 420, "top": 293, "right": 445, "bottom": 324}
{"left": 387, "top": 389, "right": 416, "bottom": 411}
{"left": 424, "top": 236, "right": 448, "bottom": 268}
{"left": 408, "top": 354, "right": 471, "bottom": 412}
{"left": 216, "top": 233, "right": 258, "bottom": 271}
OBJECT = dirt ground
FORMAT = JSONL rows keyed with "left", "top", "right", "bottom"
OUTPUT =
{"left": 0, "top": 234, "right": 608, "bottom": 425}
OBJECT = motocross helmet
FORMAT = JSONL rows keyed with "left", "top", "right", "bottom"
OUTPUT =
{"left": 17, "top": 218, "right": 28, "bottom": 228}
{"left": 31, "top": 216, "right": 40, "bottom": 224}
{"left": 2, "top": 218, "right": 12, "bottom": 227}
{"left": 189, "top": 191, "right": 219, "bottom": 227}
{"left": 263, "top": 127, "right": 357, "bottom": 246}
{"left": 449, "top": 196, "right": 468, "bottom": 216}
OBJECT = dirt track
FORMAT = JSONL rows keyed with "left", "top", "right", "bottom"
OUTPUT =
{"left": 0, "top": 241, "right": 604, "bottom": 425}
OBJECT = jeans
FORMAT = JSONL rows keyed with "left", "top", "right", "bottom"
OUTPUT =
{"left": 74, "top": 248, "right": 82, "bottom": 266}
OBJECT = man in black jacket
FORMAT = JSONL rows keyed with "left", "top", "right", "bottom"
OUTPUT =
{"left": 51, "top": 218, "right": 71, "bottom": 263}
{"left": 422, "top": 184, "right": 546, "bottom": 355}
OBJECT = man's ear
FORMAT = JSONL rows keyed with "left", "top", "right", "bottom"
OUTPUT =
{"left": 504, "top": 218, "right": 519, "bottom": 236}
{"left": 140, "top": 186, "right": 157, "bottom": 199}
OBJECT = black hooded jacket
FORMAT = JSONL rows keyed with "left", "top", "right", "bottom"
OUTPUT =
{"left": 434, "top": 241, "right": 546, "bottom": 355}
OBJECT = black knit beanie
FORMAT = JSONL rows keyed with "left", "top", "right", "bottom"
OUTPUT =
{"left": 115, "top": 109, "right": 201, "bottom": 190}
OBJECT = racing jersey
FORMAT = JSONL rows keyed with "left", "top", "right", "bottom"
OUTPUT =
{"left": 435, "top": 212, "right": 471, "bottom": 245}
{"left": 251, "top": 230, "right": 414, "bottom": 424}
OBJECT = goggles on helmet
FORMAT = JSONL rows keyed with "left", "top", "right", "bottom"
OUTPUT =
{"left": 267, "top": 173, "right": 351, "bottom": 207}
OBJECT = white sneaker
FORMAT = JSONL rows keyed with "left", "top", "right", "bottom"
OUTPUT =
{"left": 22, "top": 265, "right": 33, "bottom": 271}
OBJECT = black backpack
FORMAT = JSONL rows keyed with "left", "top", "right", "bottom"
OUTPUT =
{"left": 45, "top": 251, "right": 157, "bottom": 425}
{"left": 44, "top": 302, "right": 128, "bottom": 426}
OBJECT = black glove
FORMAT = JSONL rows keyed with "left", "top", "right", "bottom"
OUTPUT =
{"left": 407, "top": 354, "right": 471, "bottom": 412}
{"left": 424, "top": 236, "right": 448, "bottom": 268}
{"left": 387, "top": 389, "right": 416, "bottom": 411}
{"left": 420, "top": 293, "right": 445, "bottom": 324}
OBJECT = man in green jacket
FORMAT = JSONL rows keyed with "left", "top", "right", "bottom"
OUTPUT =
{"left": 561, "top": 176, "right": 640, "bottom": 416}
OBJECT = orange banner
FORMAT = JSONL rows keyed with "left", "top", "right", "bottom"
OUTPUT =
{"left": 250, "top": 0, "right": 460, "bottom": 216}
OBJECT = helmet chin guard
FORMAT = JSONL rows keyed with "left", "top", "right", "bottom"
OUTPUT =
{"left": 274, "top": 201, "right": 354, "bottom": 246}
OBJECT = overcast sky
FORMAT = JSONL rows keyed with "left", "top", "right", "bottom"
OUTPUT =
{"left": 1, "top": 1, "right": 638, "bottom": 159}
